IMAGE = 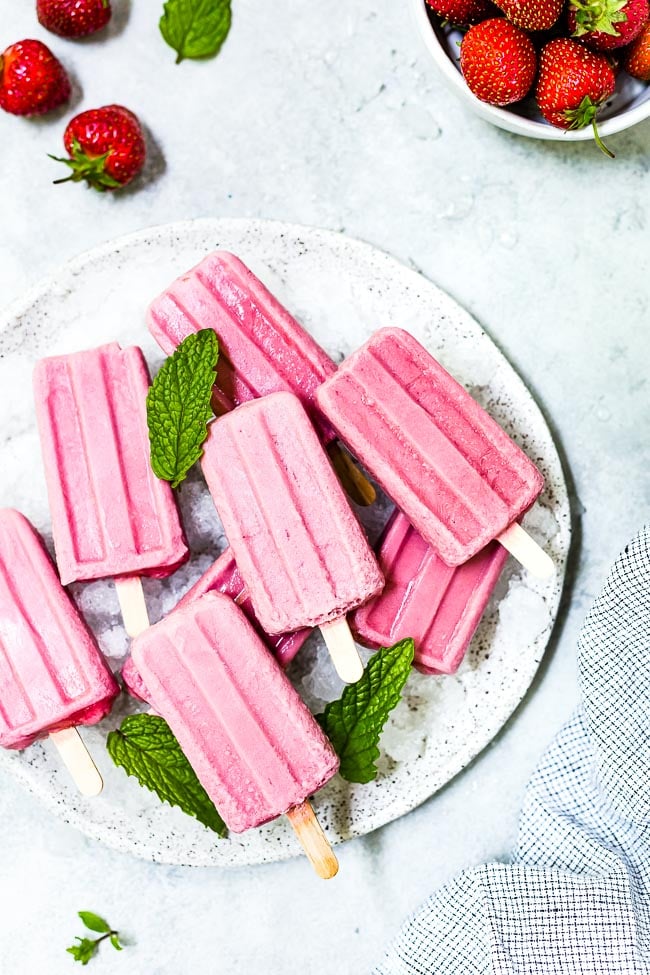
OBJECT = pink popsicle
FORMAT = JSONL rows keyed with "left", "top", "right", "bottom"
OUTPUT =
{"left": 33, "top": 343, "right": 188, "bottom": 587}
{"left": 202, "top": 392, "right": 383, "bottom": 681}
{"left": 132, "top": 591, "right": 340, "bottom": 877}
{"left": 316, "top": 328, "right": 548, "bottom": 572}
{"left": 121, "top": 548, "right": 310, "bottom": 703}
{"left": 176, "top": 548, "right": 310, "bottom": 669}
{"left": 147, "top": 250, "right": 337, "bottom": 439}
{"left": 351, "top": 511, "right": 508, "bottom": 675}
{"left": 0, "top": 510, "right": 118, "bottom": 793}
{"left": 147, "top": 251, "right": 376, "bottom": 507}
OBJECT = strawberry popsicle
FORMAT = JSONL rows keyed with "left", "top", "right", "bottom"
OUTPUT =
{"left": 176, "top": 548, "right": 310, "bottom": 669}
{"left": 148, "top": 250, "right": 336, "bottom": 436}
{"left": 202, "top": 391, "right": 384, "bottom": 682}
{"left": 132, "top": 591, "right": 340, "bottom": 878}
{"left": 33, "top": 343, "right": 189, "bottom": 635}
{"left": 147, "top": 250, "right": 374, "bottom": 505}
{"left": 316, "top": 328, "right": 552, "bottom": 576}
{"left": 0, "top": 509, "right": 118, "bottom": 794}
{"left": 121, "top": 548, "right": 311, "bottom": 702}
{"left": 351, "top": 511, "right": 508, "bottom": 674}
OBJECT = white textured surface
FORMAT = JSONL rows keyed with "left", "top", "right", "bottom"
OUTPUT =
{"left": 0, "top": 219, "right": 570, "bottom": 866}
{"left": 0, "top": 1, "right": 649, "bottom": 973}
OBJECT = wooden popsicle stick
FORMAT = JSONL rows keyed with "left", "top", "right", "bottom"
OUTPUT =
{"left": 320, "top": 617, "right": 364, "bottom": 684}
{"left": 327, "top": 442, "right": 376, "bottom": 507}
{"left": 286, "top": 800, "right": 339, "bottom": 879}
{"left": 49, "top": 727, "right": 104, "bottom": 797}
{"left": 115, "top": 576, "right": 151, "bottom": 637}
{"left": 498, "top": 523, "right": 555, "bottom": 579}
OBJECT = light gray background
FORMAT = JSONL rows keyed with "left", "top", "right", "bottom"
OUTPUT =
{"left": 1, "top": 2, "right": 649, "bottom": 973}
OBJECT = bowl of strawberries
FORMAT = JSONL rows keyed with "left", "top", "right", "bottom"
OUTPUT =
{"left": 412, "top": 0, "right": 650, "bottom": 151}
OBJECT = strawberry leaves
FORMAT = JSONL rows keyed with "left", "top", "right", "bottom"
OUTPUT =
{"left": 160, "top": 0, "right": 232, "bottom": 63}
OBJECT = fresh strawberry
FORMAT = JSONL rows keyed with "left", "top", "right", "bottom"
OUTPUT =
{"left": 37, "top": 0, "right": 112, "bottom": 39}
{"left": 426, "top": 0, "right": 495, "bottom": 25}
{"left": 460, "top": 19, "right": 537, "bottom": 105}
{"left": 536, "top": 38, "right": 616, "bottom": 155}
{"left": 493, "top": 0, "right": 564, "bottom": 31}
{"left": 623, "top": 19, "right": 650, "bottom": 78}
{"left": 568, "top": 0, "right": 648, "bottom": 49}
{"left": 50, "top": 105, "right": 146, "bottom": 191}
{"left": 0, "top": 39, "right": 70, "bottom": 116}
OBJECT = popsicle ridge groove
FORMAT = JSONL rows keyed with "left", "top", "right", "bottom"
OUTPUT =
{"left": 199, "top": 254, "right": 336, "bottom": 391}
{"left": 176, "top": 618, "right": 303, "bottom": 811}
{"left": 229, "top": 416, "right": 309, "bottom": 623}
{"left": 192, "top": 611, "right": 309, "bottom": 796}
{"left": 97, "top": 350, "right": 142, "bottom": 553}
{"left": 67, "top": 350, "right": 140, "bottom": 566}
{"left": 53, "top": 361, "right": 106, "bottom": 569}
{"left": 370, "top": 345, "right": 532, "bottom": 501}
{"left": 363, "top": 349, "right": 514, "bottom": 517}
{"left": 341, "top": 368, "right": 489, "bottom": 548}
{"left": 0, "top": 554, "right": 73, "bottom": 707}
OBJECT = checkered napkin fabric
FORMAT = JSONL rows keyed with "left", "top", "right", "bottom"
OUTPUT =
{"left": 373, "top": 528, "right": 650, "bottom": 975}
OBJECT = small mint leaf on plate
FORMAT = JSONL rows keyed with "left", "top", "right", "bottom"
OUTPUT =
{"left": 78, "top": 912, "right": 111, "bottom": 934}
{"left": 107, "top": 714, "right": 227, "bottom": 836}
{"left": 146, "top": 328, "right": 218, "bottom": 488}
{"left": 160, "top": 0, "right": 232, "bottom": 63}
{"left": 318, "top": 639, "right": 414, "bottom": 783}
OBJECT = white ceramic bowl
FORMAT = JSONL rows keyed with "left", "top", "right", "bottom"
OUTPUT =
{"left": 411, "top": 0, "right": 650, "bottom": 141}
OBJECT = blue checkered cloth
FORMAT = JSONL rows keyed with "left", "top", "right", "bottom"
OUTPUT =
{"left": 374, "top": 528, "right": 650, "bottom": 974}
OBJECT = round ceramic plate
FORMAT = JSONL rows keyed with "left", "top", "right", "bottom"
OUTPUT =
{"left": 0, "top": 219, "right": 570, "bottom": 867}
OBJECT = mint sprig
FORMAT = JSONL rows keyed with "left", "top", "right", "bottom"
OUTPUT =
{"left": 146, "top": 329, "right": 218, "bottom": 488}
{"left": 317, "top": 639, "right": 414, "bottom": 783}
{"left": 107, "top": 714, "right": 227, "bottom": 836}
{"left": 160, "top": 0, "right": 232, "bottom": 63}
{"left": 66, "top": 912, "right": 123, "bottom": 965}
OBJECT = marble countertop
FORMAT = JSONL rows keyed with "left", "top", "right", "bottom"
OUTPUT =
{"left": 1, "top": 1, "right": 649, "bottom": 972}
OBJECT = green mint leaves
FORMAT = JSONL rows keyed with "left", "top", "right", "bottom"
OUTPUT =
{"left": 66, "top": 912, "right": 123, "bottom": 965}
{"left": 106, "top": 714, "right": 227, "bottom": 837}
{"left": 147, "top": 329, "right": 218, "bottom": 488}
{"left": 318, "top": 639, "right": 414, "bottom": 783}
{"left": 160, "top": 0, "right": 232, "bottom": 63}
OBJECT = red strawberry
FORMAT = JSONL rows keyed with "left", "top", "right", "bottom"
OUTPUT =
{"left": 568, "top": 0, "right": 648, "bottom": 49}
{"left": 493, "top": 0, "right": 564, "bottom": 30}
{"left": 426, "top": 0, "right": 495, "bottom": 25}
{"left": 50, "top": 105, "right": 146, "bottom": 191}
{"left": 536, "top": 38, "right": 616, "bottom": 155}
{"left": 623, "top": 19, "right": 650, "bottom": 78}
{"left": 460, "top": 19, "right": 537, "bottom": 105}
{"left": 0, "top": 39, "right": 70, "bottom": 116}
{"left": 37, "top": 0, "right": 112, "bottom": 39}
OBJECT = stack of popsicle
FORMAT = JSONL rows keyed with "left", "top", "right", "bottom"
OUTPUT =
{"left": 0, "top": 245, "right": 554, "bottom": 880}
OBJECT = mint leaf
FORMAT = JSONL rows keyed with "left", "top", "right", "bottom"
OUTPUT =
{"left": 67, "top": 914, "right": 123, "bottom": 965}
{"left": 317, "top": 639, "right": 414, "bottom": 783}
{"left": 67, "top": 938, "right": 98, "bottom": 965}
{"left": 160, "top": 0, "right": 232, "bottom": 63}
{"left": 146, "top": 329, "right": 218, "bottom": 488}
{"left": 78, "top": 913, "right": 111, "bottom": 935}
{"left": 107, "top": 714, "right": 227, "bottom": 836}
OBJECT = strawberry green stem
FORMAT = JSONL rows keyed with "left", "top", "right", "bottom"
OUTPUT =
{"left": 570, "top": 0, "right": 628, "bottom": 36}
{"left": 592, "top": 118, "right": 615, "bottom": 157}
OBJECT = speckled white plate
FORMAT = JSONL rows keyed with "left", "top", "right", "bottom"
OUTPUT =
{"left": 0, "top": 218, "right": 570, "bottom": 868}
